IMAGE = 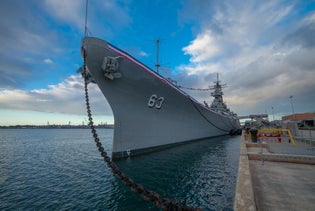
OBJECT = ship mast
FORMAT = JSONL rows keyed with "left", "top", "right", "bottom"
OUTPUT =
{"left": 155, "top": 39, "right": 160, "bottom": 73}
{"left": 84, "top": 0, "right": 89, "bottom": 37}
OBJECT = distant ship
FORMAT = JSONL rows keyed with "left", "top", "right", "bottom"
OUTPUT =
{"left": 79, "top": 37, "right": 240, "bottom": 159}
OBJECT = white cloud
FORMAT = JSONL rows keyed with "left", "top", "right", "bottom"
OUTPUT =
{"left": 43, "top": 0, "right": 84, "bottom": 28}
{"left": 177, "top": 0, "right": 315, "bottom": 116}
{"left": 43, "top": 58, "right": 53, "bottom": 64}
{"left": 42, "top": 0, "right": 132, "bottom": 36}
{"left": 139, "top": 51, "right": 149, "bottom": 57}
{"left": 183, "top": 30, "right": 219, "bottom": 63}
{"left": 178, "top": 62, "right": 221, "bottom": 75}
{"left": 0, "top": 75, "right": 112, "bottom": 116}
{"left": 1, "top": 0, "right": 314, "bottom": 125}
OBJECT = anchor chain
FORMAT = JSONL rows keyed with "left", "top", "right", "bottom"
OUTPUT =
{"left": 82, "top": 50, "right": 201, "bottom": 211}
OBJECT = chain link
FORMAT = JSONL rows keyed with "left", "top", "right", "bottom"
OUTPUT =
{"left": 82, "top": 51, "right": 201, "bottom": 211}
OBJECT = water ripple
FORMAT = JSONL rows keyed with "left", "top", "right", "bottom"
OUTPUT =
{"left": 0, "top": 129, "right": 240, "bottom": 210}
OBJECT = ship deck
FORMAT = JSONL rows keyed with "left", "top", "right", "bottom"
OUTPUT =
{"left": 234, "top": 131, "right": 315, "bottom": 210}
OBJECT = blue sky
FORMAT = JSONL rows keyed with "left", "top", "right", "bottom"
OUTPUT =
{"left": 0, "top": 0, "right": 315, "bottom": 125}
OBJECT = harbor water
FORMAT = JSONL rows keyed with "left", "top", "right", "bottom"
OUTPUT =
{"left": 0, "top": 129, "right": 240, "bottom": 210}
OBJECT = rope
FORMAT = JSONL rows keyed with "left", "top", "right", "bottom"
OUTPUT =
{"left": 82, "top": 50, "right": 201, "bottom": 211}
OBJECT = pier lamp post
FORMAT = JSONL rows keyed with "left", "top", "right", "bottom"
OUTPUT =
{"left": 289, "top": 96, "right": 295, "bottom": 120}
{"left": 272, "top": 106, "right": 275, "bottom": 121}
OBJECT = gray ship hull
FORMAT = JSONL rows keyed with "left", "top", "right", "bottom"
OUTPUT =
{"left": 81, "top": 37, "right": 240, "bottom": 159}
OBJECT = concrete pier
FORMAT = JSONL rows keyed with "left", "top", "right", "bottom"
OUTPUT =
{"left": 234, "top": 131, "right": 315, "bottom": 210}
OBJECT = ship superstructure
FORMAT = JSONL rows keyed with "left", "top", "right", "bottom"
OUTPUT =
{"left": 209, "top": 74, "right": 236, "bottom": 117}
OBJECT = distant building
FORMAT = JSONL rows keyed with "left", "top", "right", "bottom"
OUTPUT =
{"left": 282, "top": 112, "right": 315, "bottom": 121}
{"left": 282, "top": 112, "right": 315, "bottom": 140}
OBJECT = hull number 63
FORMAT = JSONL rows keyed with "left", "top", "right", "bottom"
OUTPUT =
{"left": 147, "top": 94, "right": 164, "bottom": 109}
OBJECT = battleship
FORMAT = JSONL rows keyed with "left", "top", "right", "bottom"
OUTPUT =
{"left": 79, "top": 37, "right": 240, "bottom": 159}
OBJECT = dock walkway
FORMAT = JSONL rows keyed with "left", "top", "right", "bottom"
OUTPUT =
{"left": 234, "top": 131, "right": 315, "bottom": 210}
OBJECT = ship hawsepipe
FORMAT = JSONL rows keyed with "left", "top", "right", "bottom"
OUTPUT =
{"left": 80, "top": 37, "right": 240, "bottom": 159}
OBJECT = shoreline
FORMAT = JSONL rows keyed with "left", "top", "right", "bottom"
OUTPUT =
{"left": 0, "top": 125, "right": 114, "bottom": 129}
